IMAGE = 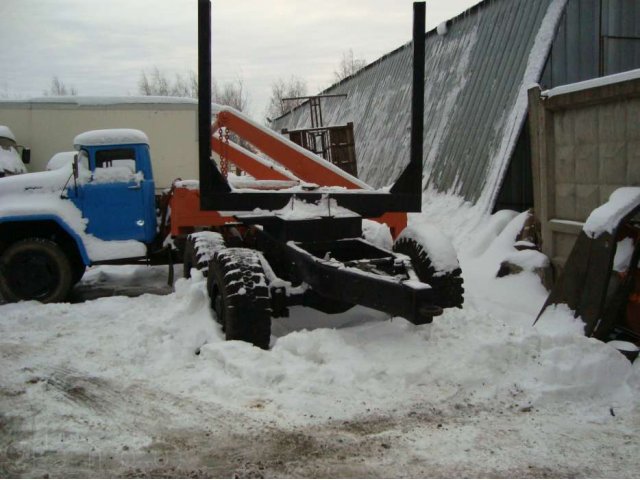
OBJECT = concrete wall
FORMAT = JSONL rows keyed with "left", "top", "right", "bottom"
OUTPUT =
{"left": 528, "top": 75, "right": 640, "bottom": 271}
{"left": 0, "top": 98, "right": 199, "bottom": 189}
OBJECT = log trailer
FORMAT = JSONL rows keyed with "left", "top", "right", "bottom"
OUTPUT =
{"left": 0, "top": 1, "right": 464, "bottom": 349}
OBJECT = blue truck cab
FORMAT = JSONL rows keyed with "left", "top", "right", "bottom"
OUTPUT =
{"left": 70, "top": 129, "right": 157, "bottom": 243}
{"left": 0, "top": 129, "right": 160, "bottom": 303}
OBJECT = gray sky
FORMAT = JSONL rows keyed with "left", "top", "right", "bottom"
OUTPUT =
{"left": 0, "top": 0, "right": 480, "bottom": 120}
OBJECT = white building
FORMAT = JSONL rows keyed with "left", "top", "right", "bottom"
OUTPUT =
{"left": 0, "top": 96, "right": 199, "bottom": 189}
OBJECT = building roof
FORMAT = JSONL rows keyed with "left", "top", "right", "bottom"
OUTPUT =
{"left": 0, "top": 96, "right": 197, "bottom": 108}
{"left": 273, "top": 0, "right": 567, "bottom": 212}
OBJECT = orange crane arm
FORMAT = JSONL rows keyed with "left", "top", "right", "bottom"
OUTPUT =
{"left": 211, "top": 135, "right": 297, "bottom": 182}
{"left": 212, "top": 107, "right": 407, "bottom": 238}
{"left": 213, "top": 108, "right": 371, "bottom": 190}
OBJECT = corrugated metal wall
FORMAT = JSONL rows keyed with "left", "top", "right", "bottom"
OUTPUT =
{"left": 273, "top": 0, "right": 640, "bottom": 211}
{"left": 540, "top": 0, "right": 640, "bottom": 87}
{"left": 273, "top": 0, "right": 556, "bottom": 209}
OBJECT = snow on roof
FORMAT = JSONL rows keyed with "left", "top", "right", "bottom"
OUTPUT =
{"left": 73, "top": 129, "right": 149, "bottom": 148}
{"left": 5, "top": 95, "right": 197, "bottom": 106}
{"left": 542, "top": 68, "right": 640, "bottom": 98}
{"left": 0, "top": 147, "right": 26, "bottom": 174}
{"left": 0, "top": 125, "right": 16, "bottom": 142}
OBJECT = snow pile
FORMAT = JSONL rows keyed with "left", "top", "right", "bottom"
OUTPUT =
{"left": 0, "top": 125, "right": 17, "bottom": 141}
{"left": 583, "top": 187, "right": 640, "bottom": 238}
{"left": 0, "top": 146, "right": 26, "bottom": 175}
{"left": 46, "top": 151, "right": 76, "bottom": 171}
{"left": 396, "top": 225, "right": 459, "bottom": 274}
{"left": 2, "top": 188, "right": 640, "bottom": 475}
{"left": 2, "top": 255, "right": 637, "bottom": 434}
{"left": 501, "top": 248, "right": 549, "bottom": 272}
{"left": 0, "top": 125, "right": 26, "bottom": 175}
{"left": 613, "top": 237, "right": 635, "bottom": 272}
{"left": 362, "top": 219, "right": 393, "bottom": 250}
{"left": 457, "top": 211, "right": 549, "bottom": 317}
{"left": 534, "top": 303, "right": 585, "bottom": 336}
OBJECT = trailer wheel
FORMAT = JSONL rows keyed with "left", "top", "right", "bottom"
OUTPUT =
{"left": 207, "top": 248, "right": 271, "bottom": 349}
{"left": 0, "top": 238, "right": 73, "bottom": 303}
{"left": 183, "top": 231, "right": 226, "bottom": 278}
{"left": 393, "top": 232, "right": 464, "bottom": 309}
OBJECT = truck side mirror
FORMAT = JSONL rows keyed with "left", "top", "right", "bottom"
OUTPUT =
{"left": 21, "top": 147, "right": 30, "bottom": 164}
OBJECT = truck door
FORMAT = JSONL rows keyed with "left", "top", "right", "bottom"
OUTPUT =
{"left": 74, "top": 147, "right": 156, "bottom": 243}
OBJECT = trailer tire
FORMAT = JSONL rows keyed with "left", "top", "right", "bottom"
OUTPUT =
{"left": 393, "top": 235, "right": 464, "bottom": 309}
{"left": 0, "top": 238, "right": 73, "bottom": 303}
{"left": 207, "top": 248, "right": 271, "bottom": 349}
{"left": 183, "top": 231, "right": 226, "bottom": 279}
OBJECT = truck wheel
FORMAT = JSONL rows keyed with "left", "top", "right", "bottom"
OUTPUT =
{"left": 0, "top": 238, "right": 73, "bottom": 303}
{"left": 207, "top": 248, "right": 271, "bottom": 349}
{"left": 183, "top": 231, "right": 226, "bottom": 279}
{"left": 70, "top": 253, "right": 87, "bottom": 285}
{"left": 393, "top": 231, "right": 464, "bottom": 309}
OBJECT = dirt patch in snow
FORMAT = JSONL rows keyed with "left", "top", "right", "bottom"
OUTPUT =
{"left": 2, "top": 364, "right": 631, "bottom": 480}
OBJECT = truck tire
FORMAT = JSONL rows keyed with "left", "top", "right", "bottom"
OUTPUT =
{"left": 183, "top": 238, "right": 196, "bottom": 279}
{"left": 207, "top": 248, "right": 271, "bottom": 349}
{"left": 0, "top": 238, "right": 73, "bottom": 303}
{"left": 393, "top": 235, "right": 464, "bottom": 309}
{"left": 183, "top": 231, "right": 226, "bottom": 279}
{"left": 70, "top": 253, "right": 87, "bottom": 285}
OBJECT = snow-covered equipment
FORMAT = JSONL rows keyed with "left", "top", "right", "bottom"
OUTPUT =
{"left": 0, "top": 125, "right": 29, "bottom": 177}
{"left": 0, "top": 1, "right": 463, "bottom": 349}
{"left": 535, "top": 189, "right": 640, "bottom": 350}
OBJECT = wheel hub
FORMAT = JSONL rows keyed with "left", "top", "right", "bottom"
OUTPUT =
{"left": 7, "top": 251, "right": 59, "bottom": 299}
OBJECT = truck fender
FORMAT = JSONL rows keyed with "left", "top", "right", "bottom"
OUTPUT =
{"left": 0, "top": 214, "right": 91, "bottom": 266}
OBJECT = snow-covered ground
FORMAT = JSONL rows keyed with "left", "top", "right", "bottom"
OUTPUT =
{"left": 1, "top": 195, "right": 639, "bottom": 477}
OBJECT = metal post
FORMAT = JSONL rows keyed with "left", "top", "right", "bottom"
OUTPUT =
{"left": 198, "top": 0, "right": 229, "bottom": 202}
{"left": 411, "top": 1, "right": 425, "bottom": 181}
{"left": 390, "top": 1, "right": 425, "bottom": 204}
{"left": 598, "top": 0, "right": 604, "bottom": 76}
